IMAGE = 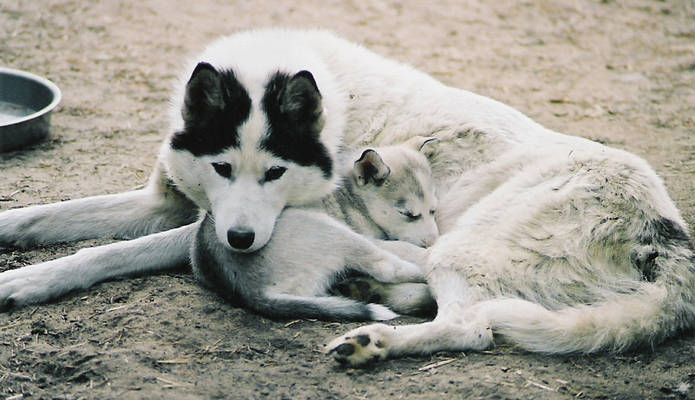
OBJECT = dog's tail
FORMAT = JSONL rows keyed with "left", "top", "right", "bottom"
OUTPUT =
{"left": 252, "top": 293, "right": 399, "bottom": 322}
{"left": 481, "top": 285, "right": 690, "bottom": 354}
{"left": 483, "top": 218, "right": 695, "bottom": 354}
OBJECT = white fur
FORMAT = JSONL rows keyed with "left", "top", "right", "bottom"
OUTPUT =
{"left": 0, "top": 30, "right": 693, "bottom": 366}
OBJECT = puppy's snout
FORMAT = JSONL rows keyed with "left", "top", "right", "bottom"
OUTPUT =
{"left": 421, "top": 232, "right": 439, "bottom": 248}
{"left": 227, "top": 228, "right": 255, "bottom": 250}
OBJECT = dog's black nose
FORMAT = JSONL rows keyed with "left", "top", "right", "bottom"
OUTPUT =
{"left": 227, "top": 229, "right": 255, "bottom": 250}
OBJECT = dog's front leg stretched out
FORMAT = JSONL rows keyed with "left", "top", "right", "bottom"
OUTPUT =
{"left": 0, "top": 222, "right": 197, "bottom": 310}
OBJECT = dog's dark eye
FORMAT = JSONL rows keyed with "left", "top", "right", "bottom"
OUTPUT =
{"left": 211, "top": 162, "right": 232, "bottom": 178}
{"left": 400, "top": 210, "right": 422, "bottom": 222}
{"left": 430, "top": 209, "right": 436, "bottom": 216}
{"left": 264, "top": 166, "right": 287, "bottom": 182}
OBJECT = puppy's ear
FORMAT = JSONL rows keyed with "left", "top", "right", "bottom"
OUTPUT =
{"left": 182, "top": 62, "right": 224, "bottom": 125}
{"left": 279, "top": 70, "right": 325, "bottom": 135}
{"left": 354, "top": 149, "right": 390, "bottom": 186}
{"left": 404, "top": 136, "right": 439, "bottom": 158}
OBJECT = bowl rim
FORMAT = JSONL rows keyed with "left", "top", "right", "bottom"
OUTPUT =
{"left": 0, "top": 66, "right": 62, "bottom": 127}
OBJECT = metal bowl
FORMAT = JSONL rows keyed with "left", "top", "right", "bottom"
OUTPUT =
{"left": 0, "top": 67, "right": 61, "bottom": 152}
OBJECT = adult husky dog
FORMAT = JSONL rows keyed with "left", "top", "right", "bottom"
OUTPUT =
{"left": 0, "top": 29, "right": 693, "bottom": 364}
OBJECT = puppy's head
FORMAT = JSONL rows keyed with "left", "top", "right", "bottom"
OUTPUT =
{"left": 350, "top": 137, "right": 440, "bottom": 247}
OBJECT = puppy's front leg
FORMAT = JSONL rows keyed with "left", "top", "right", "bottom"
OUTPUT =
{"left": 348, "top": 238, "right": 426, "bottom": 284}
{"left": 371, "top": 239, "right": 428, "bottom": 266}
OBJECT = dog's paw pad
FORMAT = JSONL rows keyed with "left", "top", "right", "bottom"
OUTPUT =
{"left": 332, "top": 342, "right": 356, "bottom": 358}
{"left": 324, "top": 325, "right": 390, "bottom": 367}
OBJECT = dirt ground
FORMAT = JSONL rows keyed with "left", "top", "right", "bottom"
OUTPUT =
{"left": 1, "top": 0, "right": 694, "bottom": 398}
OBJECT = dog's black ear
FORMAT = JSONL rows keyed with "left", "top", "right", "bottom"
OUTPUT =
{"left": 173, "top": 63, "right": 252, "bottom": 155}
{"left": 279, "top": 70, "right": 324, "bottom": 135}
{"left": 354, "top": 149, "right": 390, "bottom": 186}
{"left": 182, "top": 62, "right": 224, "bottom": 124}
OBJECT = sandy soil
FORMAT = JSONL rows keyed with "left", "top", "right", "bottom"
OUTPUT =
{"left": 1, "top": 0, "right": 694, "bottom": 398}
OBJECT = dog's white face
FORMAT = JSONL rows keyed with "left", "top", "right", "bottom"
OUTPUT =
{"left": 165, "top": 63, "right": 335, "bottom": 252}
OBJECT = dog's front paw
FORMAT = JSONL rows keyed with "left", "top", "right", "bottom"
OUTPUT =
{"left": 324, "top": 323, "right": 393, "bottom": 366}
{"left": 0, "top": 258, "right": 78, "bottom": 311}
{"left": 0, "top": 270, "right": 36, "bottom": 311}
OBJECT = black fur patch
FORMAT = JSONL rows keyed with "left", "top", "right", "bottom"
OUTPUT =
{"left": 171, "top": 62, "right": 252, "bottom": 156}
{"left": 260, "top": 71, "right": 332, "bottom": 178}
{"left": 653, "top": 217, "right": 692, "bottom": 244}
{"left": 331, "top": 277, "right": 382, "bottom": 304}
{"left": 635, "top": 217, "right": 694, "bottom": 281}
{"left": 640, "top": 217, "right": 692, "bottom": 246}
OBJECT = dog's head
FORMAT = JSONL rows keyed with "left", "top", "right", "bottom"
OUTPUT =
{"left": 350, "top": 137, "right": 440, "bottom": 247}
{"left": 164, "top": 62, "right": 337, "bottom": 252}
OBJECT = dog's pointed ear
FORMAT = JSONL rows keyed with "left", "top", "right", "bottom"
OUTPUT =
{"left": 279, "top": 70, "right": 325, "bottom": 135}
{"left": 354, "top": 149, "right": 390, "bottom": 186}
{"left": 404, "top": 136, "right": 439, "bottom": 158}
{"left": 182, "top": 62, "right": 224, "bottom": 124}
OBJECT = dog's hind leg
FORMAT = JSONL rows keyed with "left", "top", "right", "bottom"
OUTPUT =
{"left": 331, "top": 278, "right": 436, "bottom": 316}
{"left": 0, "top": 221, "right": 197, "bottom": 310}
{"left": 329, "top": 240, "right": 432, "bottom": 316}
{"left": 0, "top": 163, "right": 198, "bottom": 249}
